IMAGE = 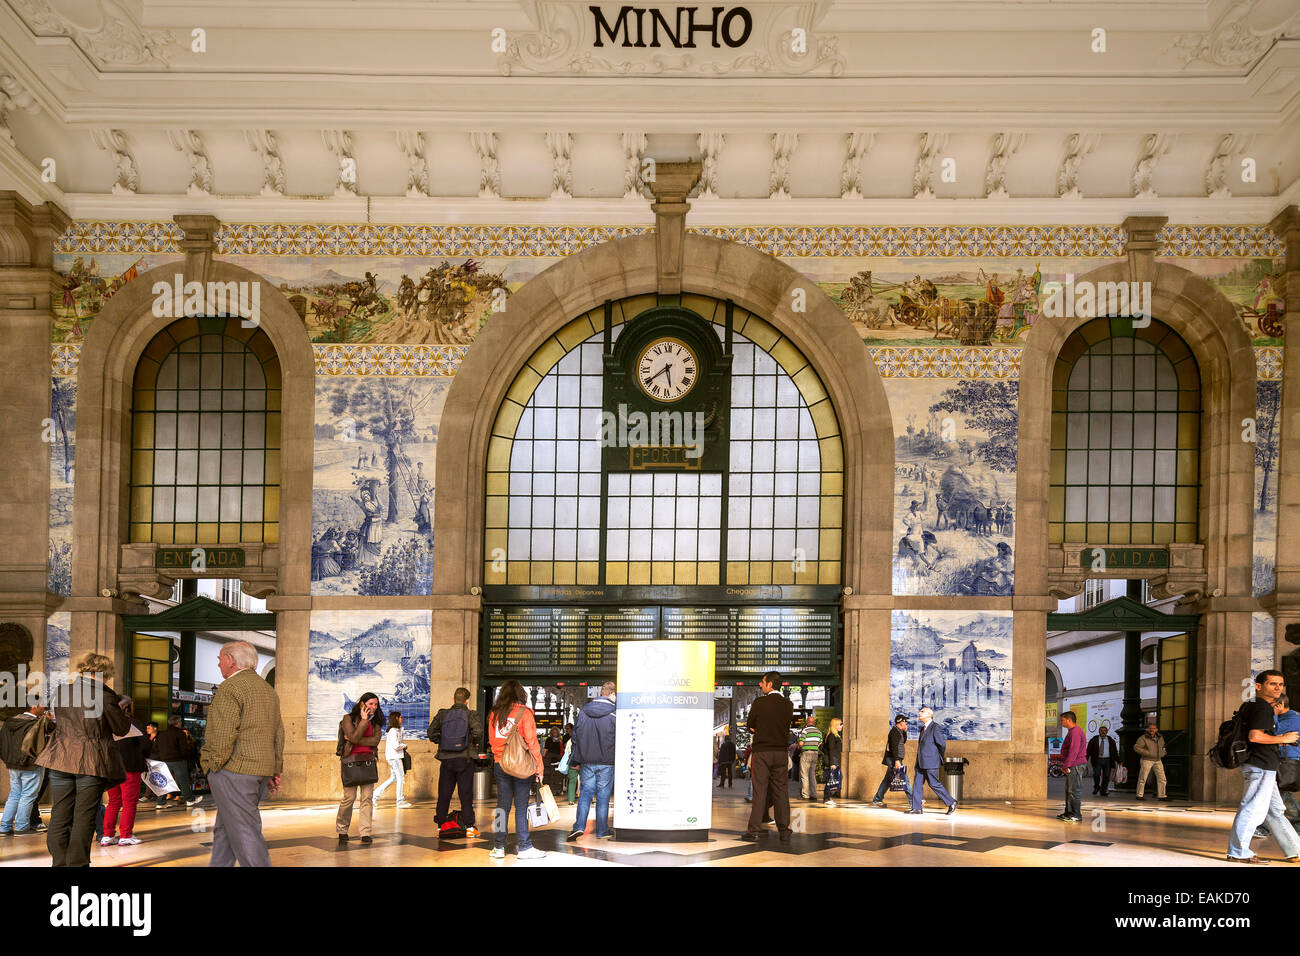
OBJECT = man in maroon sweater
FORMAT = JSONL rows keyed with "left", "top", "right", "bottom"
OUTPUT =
{"left": 1057, "top": 711, "right": 1087, "bottom": 823}
{"left": 741, "top": 671, "right": 794, "bottom": 843}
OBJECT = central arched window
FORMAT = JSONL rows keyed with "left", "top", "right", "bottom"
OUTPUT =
{"left": 1049, "top": 317, "right": 1199, "bottom": 545}
{"left": 129, "top": 316, "right": 281, "bottom": 544}
{"left": 483, "top": 295, "right": 843, "bottom": 587}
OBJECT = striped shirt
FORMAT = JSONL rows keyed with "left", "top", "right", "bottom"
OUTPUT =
{"left": 798, "top": 725, "right": 824, "bottom": 752}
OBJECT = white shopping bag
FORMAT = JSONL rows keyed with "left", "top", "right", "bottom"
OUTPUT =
{"left": 143, "top": 759, "right": 180, "bottom": 798}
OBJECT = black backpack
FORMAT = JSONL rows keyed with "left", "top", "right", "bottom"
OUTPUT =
{"left": 439, "top": 708, "right": 470, "bottom": 753}
{"left": 1208, "top": 706, "right": 1251, "bottom": 770}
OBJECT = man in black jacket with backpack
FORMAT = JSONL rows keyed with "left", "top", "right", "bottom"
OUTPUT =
{"left": 429, "top": 687, "right": 484, "bottom": 838}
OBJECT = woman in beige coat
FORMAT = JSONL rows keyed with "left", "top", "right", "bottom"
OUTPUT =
{"left": 336, "top": 693, "right": 384, "bottom": 846}
{"left": 36, "top": 652, "right": 132, "bottom": 866}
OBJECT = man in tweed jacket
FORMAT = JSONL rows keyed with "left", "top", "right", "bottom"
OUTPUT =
{"left": 201, "top": 641, "right": 284, "bottom": 866}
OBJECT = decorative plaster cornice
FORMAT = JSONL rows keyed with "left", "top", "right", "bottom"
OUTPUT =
{"left": 396, "top": 131, "right": 429, "bottom": 199}
{"left": 245, "top": 130, "right": 285, "bottom": 198}
{"left": 168, "top": 129, "right": 213, "bottom": 197}
{"left": 0, "top": 71, "right": 40, "bottom": 145}
{"left": 10, "top": 0, "right": 179, "bottom": 68}
{"left": 1168, "top": 0, "right": 1300, "bottom": 68}
{"left": 88, "top": 128, "right": 136, "bottom": 195}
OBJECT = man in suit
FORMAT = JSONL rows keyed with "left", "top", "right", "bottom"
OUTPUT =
{"left": 871, "top": 714, "right": 913, "bottom": 806}
{"left": 741, "top": 671, "right": 795, "bottom": 843}
{"left": 906, "top": 707, "right": 957, "bottom": 815}
{"left": 1087, "top": 724, "right": 1119, "bottom": 796}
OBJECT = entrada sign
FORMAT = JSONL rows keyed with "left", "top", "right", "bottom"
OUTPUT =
{"left": 590, "top": 5, "right": 754, "bottom": 48}
{"left": 154, "top": 547, "right": 246, "bottom": 569}
{"left": 1079, "top": 547, "right": 1169, "bottom": 570}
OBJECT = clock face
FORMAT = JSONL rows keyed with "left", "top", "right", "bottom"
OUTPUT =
{"left": 636, "top": 337, "right": 699, "bottom": 402}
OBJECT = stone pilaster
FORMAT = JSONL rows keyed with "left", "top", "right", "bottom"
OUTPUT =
{"left": 0, "top": 192, "right": 70, "bottom": 678}
{"left": 647, "top": 162, "right": 702, "bottom": 295}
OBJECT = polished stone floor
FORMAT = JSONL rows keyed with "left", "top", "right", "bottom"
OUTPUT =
{"left": 3, "top": 783, "right": 1294, "bottom": 867}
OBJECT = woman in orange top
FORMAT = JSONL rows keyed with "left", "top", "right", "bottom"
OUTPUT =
{"left": 487, "top": 680, "right": 546, "bottom": 861}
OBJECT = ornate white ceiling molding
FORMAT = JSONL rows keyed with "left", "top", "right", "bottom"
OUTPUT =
{"left": 470, "top": 131, "right": 500, "bottom": 199}
{"left": 769, "top": 132, "right": 797, "bottom": 199}
{"left": 839, "top": 131, "right": 872, "bottom": 200}
{"left": 497, "top": 1, "right": 844, "bottom": 76}
{"left": 984, "top": 131, "right": 1023, "bottom": 200}
{"left": 912, "top": 132, "right": 947, "bottom": 200}
{"left": 10, "top": 0, "right": 179, "bottom": 68}
{"left": 694, "top": 132, "right": 725, "bottom": 199}
{"left": 245, "top": 129, "right": 284, "bottom": 198}
{"left": 1057, "top": 132, "right": 1098, "bottom": 200}
{"left": 396, "top": 130, "right": 429, "bottom": 199}
{"left": 1132, "top": 132, "right": 1175, "bottom": 200}
{"left": 322, "top": 129, "right": 356, "bottom": 198}
{"left": 1168, "top": 0, "right": 1300, "bottom": 68}
{"left": 621, "top": 131, "right": 648, "bottom": 200}
{"left": 0, "top": 72, "right": 40, "bottom": 145}
{"left": 88, "top": 127, "right": 134, "bottom": 194}
{"left": 168, "top": 129, "right": 212, "bottom": 196}
{"left": 1205, "top": 133, "right": 1242, "bottom": 199}
{"left": 546, "top": 130, "right": 573, "bottom": 199}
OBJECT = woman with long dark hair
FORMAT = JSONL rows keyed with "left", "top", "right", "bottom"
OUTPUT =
{"left": 487, "top": 681, "right": 545, "bottom": 860}
{"left": 337, "top": 693, "right": 385, "bottom": 846}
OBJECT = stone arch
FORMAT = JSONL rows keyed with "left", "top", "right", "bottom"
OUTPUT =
{"left": 1017, "top": 258, "right": 1256, "bottom": 801}
{"left": 434, "top": 232, "right": 892, "bottom": 597}
{"left": 1016, "top": 259, "right": 1255, "bottom": 597}
{"left": 1044, "top": 657, "right": 1065, "bottom": 697}
{"left": 69, "top": 257, "right": 314, "bottom": 651}
{"left": 433, "top": 232, "right": 895, "bottom": 795}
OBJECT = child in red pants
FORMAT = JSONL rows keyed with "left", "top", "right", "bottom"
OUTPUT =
{"left": 103, "top": 771, "right": 143, "bottom": 846}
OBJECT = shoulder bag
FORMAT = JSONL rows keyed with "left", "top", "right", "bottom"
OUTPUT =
{"left": 401, "top": 751, "right": 413, "bottom": 773}
{"left": 499, "top": 707, "right": 537, "bottom": 779}
{"left": 339, "top": 717, "right": 379, "bottom": 787}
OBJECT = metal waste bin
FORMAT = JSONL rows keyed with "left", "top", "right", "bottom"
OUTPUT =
{"left": 473, "top": 754, "right": 495, "bottom": 802}
{"left": 941, "top": 757, "right": 969, "bottom": 803}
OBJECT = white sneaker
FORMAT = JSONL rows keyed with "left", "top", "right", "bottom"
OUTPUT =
{"left": 117, "top": 836, "right": 142, "bottom": 846}
{"left": 186, "top": 798, "right": 203, "bottom": 807}
{"left": 517, "top": 847, "right": 547, "bottom": 861}
{"left": 397, "top": 801, "right": 413, "bottom": 809}
{"left": 488, "top": 846, "right": 505, "bottom": 859}
{"left": 100, "top": 836, "right": 117, "bottom": 846}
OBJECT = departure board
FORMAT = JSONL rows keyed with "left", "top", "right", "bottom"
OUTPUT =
{"left": 482, "top": 604, "right": 837, "bottom": 679}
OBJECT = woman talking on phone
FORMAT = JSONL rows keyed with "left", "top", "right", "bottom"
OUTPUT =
{"left": 337, "top": 693, "right": 384, "bottom": 846}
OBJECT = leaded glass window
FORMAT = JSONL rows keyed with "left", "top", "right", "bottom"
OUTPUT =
{"left": 130, "top": 316, "right": 281, "bottom": 544}
{"left": 1049, "top": 317, "right": 1199, "bottom": 545}
{"left": 484, "top": 295, "right": 843, "bottom": 587}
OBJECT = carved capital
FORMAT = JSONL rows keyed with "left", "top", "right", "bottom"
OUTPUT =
{"left": 1122, "top": 214, "right": 1168, "bottom": 286}
{"left": 648, "top": 160, "right": 701, "bottom": 295}
{"left": 0, "top": 192, "right": 70, "bottom": 268}
{"left": 174, "top": 214, "right": 221, "bottom": 282}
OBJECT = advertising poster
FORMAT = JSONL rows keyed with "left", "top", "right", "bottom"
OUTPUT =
{"left": 615, "top": 640, "right": 716, "bottom": 840}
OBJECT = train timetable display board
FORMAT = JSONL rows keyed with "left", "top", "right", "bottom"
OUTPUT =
{"left": 614, "top": 640, "right": 716, "bottom": 841}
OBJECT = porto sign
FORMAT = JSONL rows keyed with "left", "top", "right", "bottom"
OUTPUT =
{"left": 590, "top": 5, "right": 753, "bottom": 48}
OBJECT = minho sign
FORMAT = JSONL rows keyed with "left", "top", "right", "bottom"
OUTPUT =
{"left": 590, "top": 5, "right": 754, "bottom": 48}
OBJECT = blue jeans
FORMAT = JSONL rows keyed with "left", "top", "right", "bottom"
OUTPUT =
{"left": 873, "top": 764, "right": 912, "bottom": 802}
{"left": 493, "top": 765, "right": 534, "bottom": 852}
{"left": 573, "top": 764, "right": 613, "bottom": 836}
{"left": 1, "top": 768, "right": 45, "bottom": 833}
{"left": 1229, "top": 766, "right": 1300, "bottom": 860}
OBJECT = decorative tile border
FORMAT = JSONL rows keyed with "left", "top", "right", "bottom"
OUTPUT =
{"left": 52, "top": 221, "right": 1284, "bottom": 259}
{"left": 49, "top": 342, "right": 1287, "bottom": 379}
{"left": 869, "top": 346, "right": 1022, "bottom": 379}
{"left": 313, "top": 344, "right": 467, "bottom": 376}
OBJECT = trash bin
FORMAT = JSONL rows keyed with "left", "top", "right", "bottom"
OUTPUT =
{"left": 473, "top": 754, "right": 495, "bottom": 802}
{"left": 941, "top": 757, "right": 969, "bottom": 803}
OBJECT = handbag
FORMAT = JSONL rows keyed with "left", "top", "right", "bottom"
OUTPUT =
{"left": 888, "top": 766, "right": 910, "bottom": 792}
{"left": 499, "top": 707, "right": 537, "bottom": 779}
{"left": 1279, "top": 759, "right": 1300, "bottom": 793}
{"left": 556, "top": 740, "right": 571, "bottom": 775}
{"left": 341, "top": 754, "right": 379, "bottom": 788}
{"left": 401, "top": 751, "right": 412, "bottom": 773}
{"left": 824, "top": 766, "right": 842, "bottom": 795}
{"left": 20, "top": 713, "right": 53, "bottom": 759}
{"left": 528, "top": 782, "right": 555, "bottom": 828}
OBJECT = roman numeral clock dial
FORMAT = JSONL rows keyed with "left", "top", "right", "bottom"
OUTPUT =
{"left": 636, "top": 337, "right": 699, "bottom": 402}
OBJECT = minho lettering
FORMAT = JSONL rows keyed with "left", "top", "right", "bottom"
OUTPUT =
{"left": 590, "top": 5, "right": 753, "bottom": 49}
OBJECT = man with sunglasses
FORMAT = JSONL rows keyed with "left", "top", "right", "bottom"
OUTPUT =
{"left": 871, "top": 714, "right": 913, "bottom": 807}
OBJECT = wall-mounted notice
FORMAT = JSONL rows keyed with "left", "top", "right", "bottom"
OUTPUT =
{"left": 615, "top": 640, "right": 716, "bottom": 841}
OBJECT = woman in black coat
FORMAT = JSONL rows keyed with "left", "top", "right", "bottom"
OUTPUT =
{"left": 820, "top": 718, "right": 843, "bottom": 803}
